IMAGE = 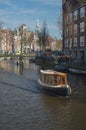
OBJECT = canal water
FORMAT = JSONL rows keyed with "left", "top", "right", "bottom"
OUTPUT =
{"left": 0, "top": 58, "right": 86, "bottom": 130}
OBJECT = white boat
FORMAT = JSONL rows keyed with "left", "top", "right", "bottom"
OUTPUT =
{"left": 38, "top": 70, "right": 71, "bottom": 96}
{"left": 69, "top": 68, "right": 86, "bottom": 75}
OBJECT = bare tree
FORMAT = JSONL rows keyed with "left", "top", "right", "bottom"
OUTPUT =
{"left": 57, "top": 10, "right": 63, "bottom": 39}
{"left": 40, "top": 20, "right": 49, "bottom": 52}
{"left": 19, "top": 25, "right": 28, "bottom": 54}
{"left": 8, "top": 30, "right": 15, "bottom": 54}
{"left": 28, "top": 32, "right": 34, "bottom": 45}
{"left": 57, "top": 0, "right": 74, "bottom": 54}
{"left": 77, "top": 0, "right": 86, "bottom": 5}
{"left": 27, "top": 32, "right": 34, "bottom": 52}
{"left": 57, "top": 0, "right": 73, "bottom": 35}
{"left": 0, "top": 21, "right": 3, "bottom": 50}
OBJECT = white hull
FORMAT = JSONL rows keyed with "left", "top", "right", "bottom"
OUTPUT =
{"left": 38, "top": 79, "right": 71, "bottom": 96}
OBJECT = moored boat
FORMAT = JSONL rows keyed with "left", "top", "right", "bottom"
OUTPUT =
{"left": 54, "top": 65, "right": 70, "bottom": 73}
{"left": 69, "top": 68, "right": 86, "bottom": 75}
{"left": 38, "top": 70, "right": 71, "bottom": 96}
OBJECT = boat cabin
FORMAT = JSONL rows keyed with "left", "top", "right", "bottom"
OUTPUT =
{"left": 40, "top": 70, "right": 67, "bottom": 86}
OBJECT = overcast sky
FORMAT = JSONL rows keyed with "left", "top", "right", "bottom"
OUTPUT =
{"left": 0, "top": 0, "right": 62, "bottom": 38}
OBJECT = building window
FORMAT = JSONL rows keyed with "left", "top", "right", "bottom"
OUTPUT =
{"left": 66, "top": 39, "right": 68, "bottom": 48}
{"left": 80, "top": 36, "right": 85, "bottom": 46}
{"left": 69, "top": 38, "right": 72, "bottom": 49}
{"left": 63, "top": 0, "right": 65, "bottom": 4}
{"left": 74, "top": 10, "right": 78, "bottom": 20}
{"left": 64, "top": 39, "right": 68, "bottom": 48}
{"left": 64, "top": 30, "right": 66, "bottom": 37}
{"left": 80, "top": 6, "right": 85, "bottom": 18}
{"left": 66, "top": 15, "right": 68, "bottom": 24}
{"left": 69, "top": 13, "right": 72, "bottom": 22}
{"left": 74, "top": 24, "right": 78, "bottom": 34}
{"left": 66, "top": 27, "right": 68, "bottom": 35}
{"left": 74, "top": 51, "right": 77, "bottom": 59}
{"left": 74, "top": 37, "right": 77, "bottom": 47}
{"left": 80, "top": 22, "right": 84, "bottom": 32}
{"left": 69, "top": 26, "right": 72, "bottom": 35}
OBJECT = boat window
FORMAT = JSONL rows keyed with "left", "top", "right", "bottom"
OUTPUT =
{"left": 41, "top": 74, "right": 57, "bottom": 85}
{"left": 57, "top": 76, "right": 65, "bottom": 85}
{"left": 41, "top": 72, "right": 66, "bottom": 86}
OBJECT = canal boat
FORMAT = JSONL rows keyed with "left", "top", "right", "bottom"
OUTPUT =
{"left": 69, "top": 68, "right": 86, "bottom": 75}
{"left": 54, "top": 65, "right": 70, "bottom": 73}
{"left": 38, "top": 70, "right": 71, "bottom": 96}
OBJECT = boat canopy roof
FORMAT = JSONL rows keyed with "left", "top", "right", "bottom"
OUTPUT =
{"left": 40, "top": 70, "right": 67, "bottom": 77}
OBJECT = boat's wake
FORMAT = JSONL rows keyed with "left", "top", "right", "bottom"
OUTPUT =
{"left": 0, "top": 80, "right": 40, "bottom": 93}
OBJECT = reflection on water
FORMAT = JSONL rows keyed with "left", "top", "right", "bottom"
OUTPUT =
{"left": 0, "top": 58, "right": 39, "bottom": 80}
{"left": 68, "top": 73, "right": 86, "bottom": 97}
{"left": 0, "top": 58, "right": 86, "bottom": 97}
{"left": 0, "top": 58, "right": 86, "bottom": 130}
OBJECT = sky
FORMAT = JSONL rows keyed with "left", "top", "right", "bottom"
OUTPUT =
{"left": 0, "top": 0, "right": 62, "bottom": 38}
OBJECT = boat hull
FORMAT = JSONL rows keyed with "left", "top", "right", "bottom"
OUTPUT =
{"left": 38, "top": 79, "right": 71, "bottom": 96}
{"left": 54, "top": 65, "right": 70, "bottom": 73}
{"left": 69, "top": 68, "right": 86, "bottom": 75}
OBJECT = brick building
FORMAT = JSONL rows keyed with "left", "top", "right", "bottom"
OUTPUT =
{"left": 0, "top": 28, "right": 12, "bottom": 54}
{"left": 62, "top": 0, "right": 86, "bottom": 63}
